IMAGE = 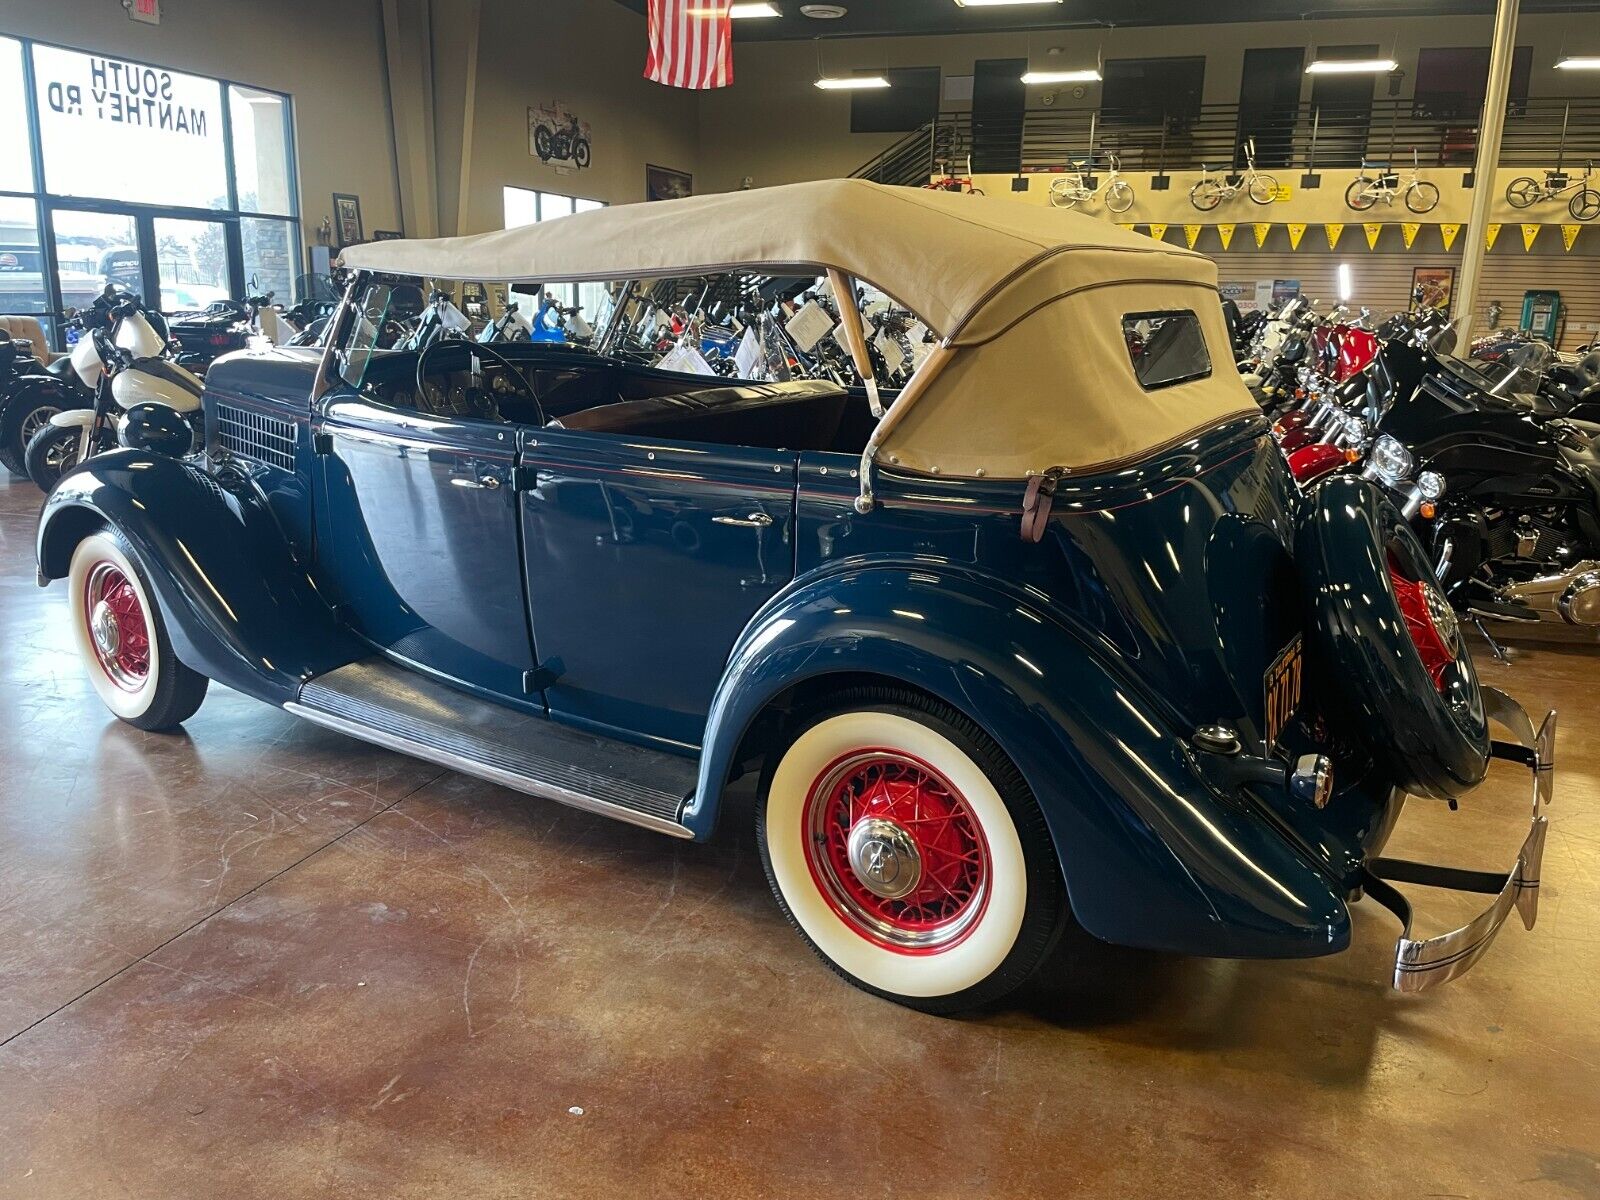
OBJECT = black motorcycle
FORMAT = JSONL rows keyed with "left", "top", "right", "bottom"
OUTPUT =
{"left": 0, "top": 312, "right": 99, "bottom": 476}
{"left": 532, "top": 113, "right": 591, "bottom": 169}
{"left": 1348, "top": 341, "right": 1600, "bottom": 636}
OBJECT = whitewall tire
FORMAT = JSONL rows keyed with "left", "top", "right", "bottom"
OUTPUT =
{"left": 758, "top": 689, "right": 1067, "bottom": 1013}
{"left": 68, "top": 530, "right": 209, "bottom": 731}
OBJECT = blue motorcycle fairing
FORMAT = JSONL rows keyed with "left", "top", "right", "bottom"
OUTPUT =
{"left": 35, "top": 449, "right": 364, "bottom": 704}
{"left": 688, "top": 564, "right": 1352, "bottom": 960}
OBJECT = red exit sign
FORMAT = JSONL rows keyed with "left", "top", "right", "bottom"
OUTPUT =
{"left": 128, "top": 0, "right": 160, "bottom": 24}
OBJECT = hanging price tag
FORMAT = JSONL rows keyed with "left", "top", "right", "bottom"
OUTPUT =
{"left": 784, "top": 299, "right": 835, "bottom": 353}
{"left": 874, "top": 332, "right": 907, "bottom": 377}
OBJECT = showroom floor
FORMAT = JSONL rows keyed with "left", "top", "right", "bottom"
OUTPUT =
{"left": 0, "top": 471, "right": 1596, "bottom": 1199}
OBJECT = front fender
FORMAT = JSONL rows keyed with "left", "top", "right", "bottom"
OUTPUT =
{"left": 691, "top": 566, "right": 1350, "bottom": 959}
{"left": 48, "top": 408, "right": 95, "bottom": 429}
{"left": 36, "top": 449, "right": 363, "bottom": 704}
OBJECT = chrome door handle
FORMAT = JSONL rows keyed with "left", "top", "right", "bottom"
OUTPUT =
{"left": 450, "top": 475, "right": 501, "bottom": 490}
{"left": 713, "top": 512, "right": 773, "bottom": 527}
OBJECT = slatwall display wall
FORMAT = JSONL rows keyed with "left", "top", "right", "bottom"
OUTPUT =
{"left": 1204, "top": 226, "right": 1599, "bottom": 350}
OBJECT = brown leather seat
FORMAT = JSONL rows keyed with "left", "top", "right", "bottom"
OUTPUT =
{"left": 558, "top": 378, "right": 850, "bottom": 451}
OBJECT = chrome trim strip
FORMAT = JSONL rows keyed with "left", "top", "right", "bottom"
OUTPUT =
{"left": 284, "top": 701, "right": 695, "bottom": 839}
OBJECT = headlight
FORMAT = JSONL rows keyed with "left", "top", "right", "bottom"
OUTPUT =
{"left": 1366, "top": 434, "right": 1414, "bottom": 487}
{"left": 1417, "top": 470, "right": 1446, "bottom": 501}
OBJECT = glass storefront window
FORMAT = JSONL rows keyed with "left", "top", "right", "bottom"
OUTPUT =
{"left": 50, "top": 209, "right": 141, "bottom": 309}
{"left": 0, "top": 38, "right": 32, "bottom": 193}
{"left": 154, "top": 216, "right": 230, "bottom": 311}
{"left": 242, "top": 216, "right": 298, "bottom": 303}
{"left": 230, "top": 84, "right": 294, "bottom": 216}
{"left": 32, "top": 44, "right": 229, "bottom": 210}
{"left": 0, "top": 197, "right": 47, "bottom": 313}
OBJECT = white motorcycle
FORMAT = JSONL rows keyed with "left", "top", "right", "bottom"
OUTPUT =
{"left": 25, "top": 290, "right": 204, "bottom": 491}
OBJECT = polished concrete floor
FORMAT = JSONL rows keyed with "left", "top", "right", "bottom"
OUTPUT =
{"left": 1, "top": 469, "right": 1597, "bottom": 1200}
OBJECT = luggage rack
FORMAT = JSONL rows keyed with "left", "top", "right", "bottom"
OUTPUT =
{"left": 1363, "top": 685, "right": 1555, "bottom": 992}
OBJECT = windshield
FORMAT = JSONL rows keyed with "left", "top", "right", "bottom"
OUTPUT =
{"left": 339, "top": 279, "right": 425, "bottom": 388}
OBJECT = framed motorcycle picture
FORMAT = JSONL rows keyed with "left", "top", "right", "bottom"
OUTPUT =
{"left": 646, "top": 164, "right": 692, "bottom": 202}
{"left": 1412, "top": 266, "right": 1455, "bottom": 313}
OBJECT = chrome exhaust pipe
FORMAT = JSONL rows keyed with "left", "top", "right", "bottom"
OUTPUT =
{"left": 1497, "top": 561, "right": 1600, "bottom": 626}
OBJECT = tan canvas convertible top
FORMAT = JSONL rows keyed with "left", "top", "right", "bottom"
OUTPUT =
{"left": 340, "top": 178, "right": 1257, "bottom": 484}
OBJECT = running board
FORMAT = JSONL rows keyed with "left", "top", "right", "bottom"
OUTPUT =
{"left": 287, "top": 659, "right": 697, "bottom": 838}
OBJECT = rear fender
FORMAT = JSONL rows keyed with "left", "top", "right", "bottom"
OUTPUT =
{"left": 9, "top": 373, "right": 89, "bottom": 413}
{"left": 36, "top": 449, "right": 363, "bottom": 704}
{"left": 691, "top": 566, "right": 1349, "bottom": 959}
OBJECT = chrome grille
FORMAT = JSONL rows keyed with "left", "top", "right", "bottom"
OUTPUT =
{"left": 214, "top": 403, "right": 296, "bottom": 471}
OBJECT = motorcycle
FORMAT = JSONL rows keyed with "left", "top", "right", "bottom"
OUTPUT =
{"left": 532, "top": 113, "right": 592, "bottom": 169}
{"left": 24, "top": 290, "right": 203, "bottom": 492}
{"left": 0, "top": 311, "right": 100, "bottom": 476}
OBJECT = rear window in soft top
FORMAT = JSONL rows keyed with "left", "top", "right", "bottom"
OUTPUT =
{"left": 1121, "top": 309, "right": 1211, "bottom": 391}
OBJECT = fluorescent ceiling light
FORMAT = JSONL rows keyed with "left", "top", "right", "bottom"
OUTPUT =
{"left": 729, "top": 2, "right": 781, "bottom": 16}
{"left": 955, "top": 0, "right": 1062, "bottom": 7}
{"left": 1022, "top": 68, "right": 1102, "bottom": 84}
{"left": 1306, "top": 58, "right": 1398, "bottom": 74}
{"left": 1555, "top": 56, "right": 1600, "bottom": 70}
{"left": 815, "top": 75, "right": 891, "bottom": 89}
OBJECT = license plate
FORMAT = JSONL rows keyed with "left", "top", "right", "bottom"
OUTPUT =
{"left": 1263, "top": 634, "right": 1304, "bottom": 751}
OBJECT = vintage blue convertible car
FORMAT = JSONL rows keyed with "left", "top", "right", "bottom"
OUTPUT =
{"left": 36, "top": 180, "right": 1554, "bottom": 1011}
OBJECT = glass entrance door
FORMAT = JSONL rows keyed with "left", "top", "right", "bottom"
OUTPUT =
{"left": 153, "top": 216, "right": 232, "bottom": 312}
{"left": 49, "top": 208, "right": 142, "bottom": 313}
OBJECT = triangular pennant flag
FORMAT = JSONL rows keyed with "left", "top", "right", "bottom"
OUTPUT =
{"left": 1562, "top": 224, "right": 1582, "bottom": 251}
{"left": 1286, "top": 223, "right": 1307, "bottom": 250}
{"left": 1216, "top": 223, "right": 1236, "bottom": 250}
{"left": 1363, "top": 222, "right": 1383, "bottom": 250}
{"left": 1439, "top": 223, "right": 1461, "bottom": 252}
{"left": 1485, "top": 223, "right": 1501, "bottom": 251}
{"left": 1520, "top": 223, "right": 1540, "bottom": 251}
{"left": 1183, "top": 224, "right": 1202, "bottom": 249}
{"left": 1252, "top": 222, "right": 1271, "bottom": 247}
{"left": 1116, "top": 223, "right": 1136, "bottom": 233}
{"left": 1401, "top": 223, "right": 1421, "bottom": 249}
{"left": 1147, "top": 222, "right": 1168, "bottom": 241}
{"left": 1324, "top": 223, "right": 1345, "bottom": 250}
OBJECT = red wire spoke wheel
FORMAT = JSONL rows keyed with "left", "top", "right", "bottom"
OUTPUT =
{"left": 757, "top": 692, "right": 1067, "bottom": 1012}
{"left": 82, "top": 562, "right": 152, "bottom": 691}
{"left": 1387, "top": 553, "right": 1461, "bottom": 693}
{"left": 801, "top": 750, "right": 991, "bottom": 953}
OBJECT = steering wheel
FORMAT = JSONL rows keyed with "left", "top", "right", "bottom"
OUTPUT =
{"left": 414, "top": 338, "right": 545, "bottom": 426}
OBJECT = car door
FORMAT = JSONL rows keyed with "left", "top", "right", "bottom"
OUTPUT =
{"left": 313, "top": 394, "right": 538, "bottom": 704}
{"left": 517, "top": 427, "right": 795, "bottom": 748}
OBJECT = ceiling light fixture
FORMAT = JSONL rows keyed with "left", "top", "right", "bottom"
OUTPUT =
{"left": 798, "top": 4, "right": 846, "bottom": 17}
{"left": 1305, "top": 58, "right": 1399, "bottom": 74}
{"left": 815, "top": 75, "right": 891, "bottom": 89}
{"left": 1021, "top": 68, "right": 1102, "bottom": 83}
{"left": 954, "top": 0, "right": 1063, "bottom": 6}
{"left": 1555, "top": 56, "right": 1600, "bottom": 70}
{"left": 729, "top": 2, "right": 781, "bottom": 16}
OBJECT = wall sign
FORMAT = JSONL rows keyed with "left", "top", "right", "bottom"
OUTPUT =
{"left": 32, "top": 43, "right": 227, "bottom": 209}
{"left": 529, "top": 102, "right": 592, "bottom": 170}
{"left": 126, "top": 0, "right": 160, "bottom": 24}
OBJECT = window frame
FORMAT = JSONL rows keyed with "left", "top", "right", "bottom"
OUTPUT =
{"left": 1121, "top": 308, "right": 1213, "bottom": 392}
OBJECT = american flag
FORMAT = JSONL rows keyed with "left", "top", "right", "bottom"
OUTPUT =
{"left": 644, "top": 0, "right": 734, "bottom": 90}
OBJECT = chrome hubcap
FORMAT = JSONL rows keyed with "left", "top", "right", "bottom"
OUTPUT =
{"left": 20, "top": 405, "right": 57, "bottom": 442}
{"left": 90, "top": 600, "right": 121, "bottom": 658}
{"left": 846, "top": 817, "right": 923, "bottom": 900}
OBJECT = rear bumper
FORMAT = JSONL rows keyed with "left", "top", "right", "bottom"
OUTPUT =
{"left": 1363, "top": 686, "right": 1555, "bottom": 992}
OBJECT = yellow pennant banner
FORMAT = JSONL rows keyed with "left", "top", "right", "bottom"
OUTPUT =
{"left": 1485, "top": 223, "right": 1501, "bottom": 251}
{"left": 1217, "top": 223, "right": 1236, "bottom": 250}
{"left": 1439, "top": 223, "right": 1461, "bottom": 252}
{"left": 1562, "top": 224, "right": 1583, "bottom": 251}
{"left": 1363, "top": 222, "right": 1383, "bottom": 250}
{"left": 1183, "top": 224, "right": 1202, "bottom": 249}
{"left": 1325, "top": 222, "right": 1345, "bottom": 251}
{"left": 1286, "top": 222, "right": 1307, "bottom": 250}
{"left": 1520, "top": 223, "right": 1540, "bottom": 251}
{"left": 1116, "top": 223, "right": 1136, "bottom": 234}
{"left": 1252, "top": 222, "right": 1272, "bottom": 247}
{"left": 1401, "top": 223, "right": 1421, "bottom": 249}
{"left": 1148, "top": 222, "right": 1169, "bottom": 242}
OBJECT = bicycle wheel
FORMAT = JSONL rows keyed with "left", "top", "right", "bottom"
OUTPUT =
{"left": 1405, "top": 181, "right": 1440, "bottom": 214}
{"left": 1048, "top": 179, "right": 1076, "bottom": 209}
{"left": 1506, "top": 177, "right": 1540, "bottom": 208}
{"left": 1190, "top": 179, "right": 1225, "bottom": 212}
{"left": 1104, "top": 179, "right": 1134, "bottom": 213}
{"left": 1570, "top": 188, "right": 1600, "bottom": 222}
{"left": 1345, "top": 178, "right": 1377, "bottom": 211}
{"left": 1248, "top": 173, "right": 1279, "bottom": 205}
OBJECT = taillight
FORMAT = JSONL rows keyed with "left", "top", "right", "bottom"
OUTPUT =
{"left": 1389, "top": 553, "right": 1460, "bottom": 691}
{"left": 209, "top": 333, "right": 232, "bottom": 346}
